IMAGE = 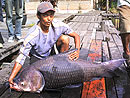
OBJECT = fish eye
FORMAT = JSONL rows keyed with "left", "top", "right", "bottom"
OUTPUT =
{"left": 21, "top": 82, "right": 24, "bottom": 86}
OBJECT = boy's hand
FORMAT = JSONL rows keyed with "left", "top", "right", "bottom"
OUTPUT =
{"left": 9, "top": 80, "right": 21, "bottom": 91}
{"left": 9, "top": 80, "right": 18, "bottom": 90}
{"left": 68, "top": 50, "right": 79, "bottom": 61}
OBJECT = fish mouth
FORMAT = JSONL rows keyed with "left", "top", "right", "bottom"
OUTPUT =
{"left": 11, "top": 84, "right": 33, "bottom": 93}
{"left": 12, "top": 80, "right": 29, "bottom": 92}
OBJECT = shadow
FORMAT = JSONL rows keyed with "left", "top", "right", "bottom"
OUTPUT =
{"left": 0, "top": 32, "right": 4, "bottom": 44}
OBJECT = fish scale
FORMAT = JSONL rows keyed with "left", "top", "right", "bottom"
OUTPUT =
{"left": 41, "top": 60, "right": 84, "bottom": 89}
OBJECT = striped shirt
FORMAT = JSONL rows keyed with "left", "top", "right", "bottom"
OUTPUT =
{"left": 16, "top": 19, "right": 74, "bottom": 66}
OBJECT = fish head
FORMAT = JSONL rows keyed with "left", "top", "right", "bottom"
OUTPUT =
{"left": 13, "top": 68, "right": 45, "bottom": 93}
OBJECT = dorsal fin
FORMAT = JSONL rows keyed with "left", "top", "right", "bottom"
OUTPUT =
{"left": 57, "top": 48, "right": 78, "bottom": 57}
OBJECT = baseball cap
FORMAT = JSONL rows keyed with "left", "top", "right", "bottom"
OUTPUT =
{"left": 37, "top": 2, "right": 55, "bottom": 13}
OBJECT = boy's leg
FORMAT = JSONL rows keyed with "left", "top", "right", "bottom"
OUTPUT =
{"left": 56, "top": 35, "right": 69, "bottom": 53}
{"left": 50, "top": 35, "right": 69, "bottom": 55}
{"left": 120, "top": 34, "right": 130, "bottom": 57}
{"left": 14, "top": 0, "right": 23, "bottom": 38}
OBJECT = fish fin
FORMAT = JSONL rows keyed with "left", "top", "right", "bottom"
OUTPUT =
{"left": 64, "top": 83, "right": 82, "bottom": 88}
{"left": 101, "top": 66, "right": 126, "bottom": 78}
{"left": 57, "top": 48, "right": 78, "bottom": 57}
{"left": 102, "top": 71, "right": 118, "bottom": 77}
{"left": 93, "top": 61, "right": 102, "bottom": 64}
{"left": 44, "top": 88, "right": 62, "bottom": 92}
{"left": 89, "top": 77, "right": 102, "bottom": 81}
{"left": 35, "top": 70, "right": 45, "bottom": 93}
{"left": 36, "top": 83, "right": 45, "bottom": 93}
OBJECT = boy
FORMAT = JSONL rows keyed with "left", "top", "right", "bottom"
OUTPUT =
{"left": 8, "top": 2, "right": 80, "bottom": 90}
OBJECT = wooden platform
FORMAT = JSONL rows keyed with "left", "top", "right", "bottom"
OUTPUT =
{"left": 0, "top": 10, "right": 130, "bottom": 98}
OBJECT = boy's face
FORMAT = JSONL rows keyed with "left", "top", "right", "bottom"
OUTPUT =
{"left": 38, "top": 10, "right": 55, "bottom": 27}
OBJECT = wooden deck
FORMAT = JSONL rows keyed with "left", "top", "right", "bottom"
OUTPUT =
{"left": 0, "top": 10, "right": 130, "bottom": 98}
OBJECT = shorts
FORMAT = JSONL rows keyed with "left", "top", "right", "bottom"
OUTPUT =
{"left": 30, "top": 44, "right": 57, "bottom": 64}
{"left": 118, "top": 5, "right": 130, "bottom": 34}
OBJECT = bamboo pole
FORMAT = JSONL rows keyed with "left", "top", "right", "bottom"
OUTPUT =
{"left": 106, "top": 0, "right": 109, "bottom": 13}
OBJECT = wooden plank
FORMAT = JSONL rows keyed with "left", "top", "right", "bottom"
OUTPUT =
{"left": 79, "top": 16, "right": 85, "bottom": 23}
{"left": 87, "top": 23, "right": 95, "bottom": 31}
{"left": 74, "top": 22, "right": 83, "bottom": 31}
{"left": 62, "top": 15, "right": 76, "bottom": 24}
{"left": 102, "top": 13, "right": 119, "bottom": 17}
{"left": 110, "top": 34, "right": 123, "bottom": 55}
{"left": 0, "top": 83, "right": 9, "bottom": 96}
{"left": 89, "top": 16, "right": 95, "bottom": 23}
{"left": 71, "top": 15, "right": 81, "bottom": 22}
{"left": 68, "top": 22, "right": 77, "bottom": 29}
{"left": 104, "top": 20, "right": 120, "bottom": 34}
{"left": 21, "top": 90, "right": 61, "bottom": 98}
{"left": 0, "top": 89, "right": 22, "bottom": 98}
{"left": 0, "top": 42, "right": 22, "bottom": 61}
{"left": 82, "top": 78, "right": 105, "bottom": 98}
{"left": 60, "top": 85, "right": 82, "bottom": 98}
{"left": 67, "top": 22, "right": 75, "bottom": 28}
{"left": 96, "top": 31, "right": 104, "bottom": 40}
{"left": 97, "top": 15, "right": 102, "bottom": 23}
{"left": 105, "top": 78, "right": 117, "bottom": 98}
{"left": 87, "top": 40, "right": 102, "bottom": 62}
{"left": 79, "top": 32, "right": 92, "bottom": 61}
{"left": 81, "top": 40, "right": 106, "bottom": 98}
{"left": 79, "top": 23, "right": 90, "bottom": 31}
{"left": 83, "top": 16, "right": 89, "bottom": 23}
{"left": 86, "top": 16, "right": 92, "bottom": 23}
{"left": 76, "top": 10, "right": 101, "bottom": 16}
{"left": 71, "top": 22, "right": 82, "bottom": 31}
{"left": 70, "top": 15, "right": 96, "bottom": 23}
{"left": 20, "top": 92, "right": 41, "bottom": 98}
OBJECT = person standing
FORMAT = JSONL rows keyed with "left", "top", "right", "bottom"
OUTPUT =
{"left": 117, "top": 0, "right": 130, "bottom": 67}
{"left": 0, "top": 0, "right": 3, "bottom": 22}
{"left": 5, "top": 0, "right": 24, "bottom": 42}
{"left": 8, "top": 2, "right": 80, "bottom": 90}
{"left": 0, "top": 0, "right": 3, "bottom": 48}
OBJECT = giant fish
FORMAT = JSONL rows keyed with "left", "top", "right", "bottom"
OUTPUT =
{"left": 13, "top": 49, "right": 125, "bottom": 93}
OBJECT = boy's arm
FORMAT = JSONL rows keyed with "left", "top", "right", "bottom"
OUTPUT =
{"left": 8, "top": 62, "right": 22, "bottom": 89}
{"left": 68, "top": 32, "right": 80, "bottom": 60}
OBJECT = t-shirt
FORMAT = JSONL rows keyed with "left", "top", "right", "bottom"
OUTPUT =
{"left": 117, "top": 0, "right": 130, "bottom": 7}
{"left": 16, "top": 19, "right": 74, "bottom": 66}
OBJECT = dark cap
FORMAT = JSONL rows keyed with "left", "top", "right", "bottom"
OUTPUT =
{"left": 37, "top": 2, "right": 55, "bottom": 13}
